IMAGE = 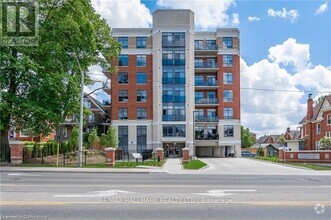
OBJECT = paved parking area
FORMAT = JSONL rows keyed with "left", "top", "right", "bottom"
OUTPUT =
{"left": 197, "top": 158, "right": 331, "bottom": 175}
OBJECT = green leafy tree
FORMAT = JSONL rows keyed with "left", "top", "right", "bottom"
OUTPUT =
{"left": 68, "top": 127, "right": 79, "bottom": 151}
{"left": 320, "top": 136, "right": 331, "bottom": 150}
{"left": 279, "top": 135, "right": 286, "bottom": 147}
{"left": 99, "top": 126, "right": 118, "bottom": 148}
{"left": 0, "top": 0, "right": 121, "bottom": 161}
{"left": 88, "top": 128, "right": 99, "bottom": 149}
{"left": 257, "top": 146, "right": 264, "bottom": 157}
{"left": 241, "top": 126, "right": 254, "bottom": 148}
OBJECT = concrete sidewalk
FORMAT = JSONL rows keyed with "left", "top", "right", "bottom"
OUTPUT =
{"left": 162, "top": 158, "right": 182, "bottom": 173}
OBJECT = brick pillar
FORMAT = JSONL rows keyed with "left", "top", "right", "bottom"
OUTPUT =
{"left": 10, "top": 142, "right": 24, "bottom": 164}
{"left": 105, "top": 147, "right": 116, "bottom": 166}
{"left": 182, "top": 148, "right": 190, "bottom": 163}
{"left": 279, "top": 149, "right": 285, "bottom": 162}
{"left": 155, "top": 148, "right": 164, "bottom": 161}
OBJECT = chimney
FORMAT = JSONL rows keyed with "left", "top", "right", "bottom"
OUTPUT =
{"left": 307, "top": 94, "right": 313, "bottom": 120}
{"left": 287, "top": 127, "right": 290, "bottom": 133}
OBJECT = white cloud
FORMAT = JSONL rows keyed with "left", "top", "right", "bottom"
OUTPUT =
{"left": 268, "top": 38, "right": 310, "bottom": 72}
{"left": 248, "top": 16, "right": 260, "bottom": 22}
{"left": 92, "top": 0, "right": 152, "bottom": 28}
{"left": 267, "top": 8, "right": 299, "bottom": 22}
{"left": 231, "top": 13, "right": 240, "bottom": 26}
{"left": 156, "top": 0, "right": 235, "bottom": 30}
{"left": 315, "top": 2, "right": 328, "bottom": 15}
{"left": 241, "top": 38, "right": 331, "bottom": 137}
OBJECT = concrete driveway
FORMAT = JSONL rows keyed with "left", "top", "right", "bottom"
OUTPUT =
{"left": 195, "top": 158, "right": 331, "bottom": 175}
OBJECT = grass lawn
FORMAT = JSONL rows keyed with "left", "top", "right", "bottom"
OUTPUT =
{"left": 182, "top": 159, "right": 207, "bottom": 170}
{"left": 287, "top": 163, "right": 331, "bottom": 171}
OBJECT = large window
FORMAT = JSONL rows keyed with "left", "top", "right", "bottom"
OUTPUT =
{"left": 224, "top": 125, "right": 234, "bottom": 137}
{"left": 136, "top": 55, "right": 147, "bottom": 67}
{"left": 137, "top": 108, "right": 147, "bottom": 120}
{"left": 118, "top": 72, "right": 128, "bottom": 84}
{"left": 118, "top": 37, "right": 128, "bottom": 49}
{"left": 317, "top": 123, "right": 321, "bottom": 134}
{"left": 223, "top": 55, "right": 233, "bottom": 67}
{"left": 224, "top": 90, "right": 233, "bottom": 102}
{"left": 223, "top": 72, "right": 233, "bottom": 84}
{"left": 223, "top": 37, "right": 233, "bottom": 48}
{"left": 137, "top": 90, "right": 147, "bottom": 102}
{"left": 162, "top": 103, "right": 185, "bottom": 121}
{"left": 328, "top": 114, "right": 331, "bottom": 125}
{"left": 118, "top": 90, "right": 128, "bottom": 102}
{"left": 224, "top": 108, "right": 234, "bottom": 119}
{"left": 195, "top": 92, "right": 204, "bottom": 101}
{"left": 136, "top": 37, "right": 147, "bottom": 49}
{"left": 118, "top": 126, "right": 128, "bottom": 153}
{"left": 118, "top": 108, "right": 128, "bottom": 120}
{"left": 119, "top": 55, "right": 128, "bottom": 66}
{"left": 88, "top": 114, "right": 94, "bottom": 123}
{"left": 163, "top": 125, "right": 186, "bottom": 137}
{"left": 136, "top": 72, "right": 147, "bottom": 84}
{"left": 137, "top": 126, "right": 147, "bottom": 153}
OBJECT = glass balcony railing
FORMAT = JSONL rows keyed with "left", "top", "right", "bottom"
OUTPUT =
{"left": 195, "top": 116, "right": 219, "bottom": 122}
{"left": 195, "top": 134, "right": 219, "bottom": 140}
{"left": 195, "top": 98, "right": 219, "bottom": 104}
{"left": 162, "top": 115, "right": 186, "bottom": 121}
{"left": 162, "top": 77, "right": 185, "bottom": 84}
{"left": 195, "top": 80, "right": 218, "bottom": 86}
{"left": 195, "top": 62, "right": 218, "bottom": 68}
{"left": 195, "top": 45, "right": 218, "bottom": 51}
{"left": 162, "top": 59, "right": 185, "bottom": 65}
{"left": 162, "top": 96, "right": 185, "bottom": 102}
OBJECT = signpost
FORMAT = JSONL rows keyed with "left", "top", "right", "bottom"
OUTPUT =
{"left": 132, "top": 153, "right": 142, "bottom": 165}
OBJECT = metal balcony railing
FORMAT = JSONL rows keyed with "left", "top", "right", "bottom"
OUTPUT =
{"left": 195, "top": 134, "right": 219, "bottom": 140}
{"left": 195, "top": 98, "right": 219, "bottom": 104}
{"left": 195, "top": 45, "right": 218, "bottom": 51}
{"left": 195, "top": 62, "right": 218, "bottom": 68}
{"left": 195, "top": 80, "right": 218, "bottom": 86}
{"left": 195, "top": 116, "right": 219, "bottom": 122}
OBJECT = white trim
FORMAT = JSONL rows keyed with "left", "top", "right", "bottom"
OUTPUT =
{"left": 120, "top": 49, "right": 152, "bottom": 55}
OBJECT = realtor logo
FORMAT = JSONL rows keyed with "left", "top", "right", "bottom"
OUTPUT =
{"left": 0, "top": 0, "right": 39, "bottom": 46}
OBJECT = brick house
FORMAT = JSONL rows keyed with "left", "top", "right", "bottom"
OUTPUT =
{"left": 283, "top": 127, "right": 303, "bottom": 151}
{"left": 299, "top": 94, "right": 331, "bottom": 150}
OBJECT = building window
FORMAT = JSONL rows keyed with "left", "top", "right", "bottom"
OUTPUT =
{"left": 136, "top": 55, "right": 147, "bottom": 67}
{"left": 224, "top": 108, "right": 234, "bottom": 119}
{"left": 118, "top": 72, "right": 128, "bottom": 84}
{"left": 119, "top": 55, "right": 128, "bottom": 66}
{"left": 63, "top": 127, "right": 68, "bottom": 138}
{"left": 223, "top": 90, "right": 233, "bottom": 102}
{"left": 118, "top": 108, "right": 128, "bottom": 120}
{"left": 88, "top": 114, "right": 94, "bottom": 123}
{"left": 224, "top": 125, "right": 234, "bottom": 137}
{"left": 137, "top": 126, "right": 147, "bottom": 153}
{"left": 223, "top": 72, "right": 233, "bottom": 84}
{"left": 137, "top": 108, "right": 147, "bottom": 120}
{"left": 328, "top": 114, "right": 331, "bottom": 125}
{"left": 223, "top": 37, "right": 233, "bottom": 48}
{"left": 223, "top": 55, "right": 233, "bottom": 67}
{"left": 83, "top": 100, "right": 91, "bottom": 108}
{"left": 118, "top": 126, "right": 128, "bottom": 153}
{"left": 137, "top": 90, "right": 147, "bottom": 102}
{"left": 136, "top": 72, "right": 147, "bottom": 84}
{"left": 136, "top": 37, "right": 147, "bottom": 49}
{"left": 118, "top": 90, "right": 128, "bottom": 102}
{"left": 206, "top": 40, "right": 217, "bottom": 50}
{"left": 326, "top": 132, "right": 331, "bottom": 138}
{"left": 317, "top": 123, "right": 321, "bottom": 134}
{"left": 163, "top": 125, "right": 186, "bottom": 137}
{"left": 118, "top": 37, "right": 128, "bottom": 49}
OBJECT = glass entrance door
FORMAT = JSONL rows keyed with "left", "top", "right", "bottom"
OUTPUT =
{"left": 163, "top": 143, "right": 184, "bottom": 158}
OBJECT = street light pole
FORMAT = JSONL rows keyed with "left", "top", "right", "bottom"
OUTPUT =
{"left": 74, "top": 54, "right": 84, "bottom": 168}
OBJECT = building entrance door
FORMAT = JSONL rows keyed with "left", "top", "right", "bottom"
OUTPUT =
{"left": 163, "top": 143, "right": 184, "bottom": 158}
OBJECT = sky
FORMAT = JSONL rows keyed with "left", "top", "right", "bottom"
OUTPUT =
{"left": 88, "top": 0, "right": 331, "bottom": 137}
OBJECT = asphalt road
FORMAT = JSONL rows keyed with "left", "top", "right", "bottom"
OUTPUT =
{"left": 1, "top": 171, "right": 331, "bottom": 220}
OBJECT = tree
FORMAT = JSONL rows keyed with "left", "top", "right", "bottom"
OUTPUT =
{"left": 68, "top": 127, "right": 79, "bottom": 151}
{"left": 100, "top": 126, "right": 118, "bottom": 148}
{"left": 257, "top": 146, "right": 264, "bottom": 157}
{"left": 0, "top": 0, "right": 121, "bottom": 161}
{"left": 88, "top": 128, "right": 99, "bottom": 149}
{"left": 278, "top": 135, "right": 286, "bottom": 147}
{"left": 241, "top": 126, "right": 254, "bottom": 148}
{"left": 319, "top": 137, "right": 331, "bottom": 150}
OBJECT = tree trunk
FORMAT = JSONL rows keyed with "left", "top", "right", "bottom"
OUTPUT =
{"left": 0, "top": 128, "right": 10, "bottom": 162}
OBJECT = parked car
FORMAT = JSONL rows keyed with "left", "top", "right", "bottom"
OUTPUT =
{"left": 241, "top": 151, "right": 256, "bottom": 158}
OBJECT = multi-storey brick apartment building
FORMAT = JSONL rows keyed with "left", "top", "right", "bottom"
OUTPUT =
{"left": 299, "top": 94, "right": 331, "bottom": 150}
{"left": 106, "top": 9, "right": 241, "bottom": 158}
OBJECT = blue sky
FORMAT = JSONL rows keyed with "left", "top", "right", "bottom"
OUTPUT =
{"left": 90, "top": 0, "right": 331, "bottom": 136}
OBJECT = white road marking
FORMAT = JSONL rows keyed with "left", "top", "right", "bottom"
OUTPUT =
{"left": 54, "top": 190, "right": 134, "bottom": 198}
{"left": 194, "top": 189, "right": 256, "bottom": 197}
{"left": 7, "top": 173, "right": 40, "bottom": 177}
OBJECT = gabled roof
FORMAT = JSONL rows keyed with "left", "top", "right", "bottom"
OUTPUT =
{"left": 299, "top": 95, "right": 331, "bottom": 124}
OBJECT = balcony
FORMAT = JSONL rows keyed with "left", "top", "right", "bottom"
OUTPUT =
{"left": 162, "top": 77, "right": 185, "bottom": 84}
{"left": 162, "top": 115, "right": 186, "bottom": 121}
{"left": 195, "top": 134, "right": 219, "bottom": 140}
{"left": 195, "top": 80, "right": 219, "bottom": 90}
{"left": 162, "top": 59, "right": 185, "bottom": 66}
{"left": 195, "top": 116, "right": 219, "bottom": 123}
{"left": 195, "top": 45, "right": 218, "bottom": 55}
{"left": 195, "top": 62, "right": 218, "bottom": 73}
{"left": 162, "top": 96, "right": 185, "bottom": 103}
{"left": 195, "top": 98, "right": 219, "bottom": 106}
